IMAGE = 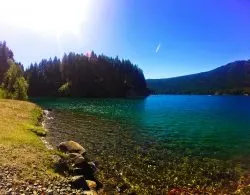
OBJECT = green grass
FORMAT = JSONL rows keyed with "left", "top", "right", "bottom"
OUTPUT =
{"left": 0, "top": 99, "right": 58, "bottom": 180}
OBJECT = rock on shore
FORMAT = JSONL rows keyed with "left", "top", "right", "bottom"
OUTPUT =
{"left": 56, "top": 140, "right": 101, "bottom": 194}
{"left": 0, "top": 140, "right": 101, "bottom": 195}
{"left": 58, "top": 140, "right": 86, "bottom": 155}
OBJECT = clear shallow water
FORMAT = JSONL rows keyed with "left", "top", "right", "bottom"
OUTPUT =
{"left": 32, "top": 95, "right": 250, "bottom": 193}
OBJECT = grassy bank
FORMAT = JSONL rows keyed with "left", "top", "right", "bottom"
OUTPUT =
{"left": 0, "top": 99, "right": 56, "bottom": 180}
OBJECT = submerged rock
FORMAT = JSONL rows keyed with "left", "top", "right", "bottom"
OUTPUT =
{"left": 58, "top": 141, "right": 86, "bottom": 155}
{"left": 70, "top": 175, "right": 89, "bottom": 190}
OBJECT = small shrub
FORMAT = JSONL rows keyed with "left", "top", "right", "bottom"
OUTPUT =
{"left": 58, "top": 82, "right": 71, "bottom": 96}
{"left": 29, "top": 126, "right": 47, "bottom": 136}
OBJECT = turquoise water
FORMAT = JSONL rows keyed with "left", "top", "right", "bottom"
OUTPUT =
{"left": 32, "top": 95, "right": 250, "bottom": 193}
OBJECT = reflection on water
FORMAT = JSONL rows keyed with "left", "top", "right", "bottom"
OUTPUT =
{"left": 32, "top": 95, "right": 250, "bottom": 193}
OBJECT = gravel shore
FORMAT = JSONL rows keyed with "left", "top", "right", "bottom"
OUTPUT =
{"left": 0, "top": 165, "right": 91, "bottom": 195}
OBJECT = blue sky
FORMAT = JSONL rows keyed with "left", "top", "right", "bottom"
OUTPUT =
{"left": 1, "top": 0, "right": 250, "bottom": 79}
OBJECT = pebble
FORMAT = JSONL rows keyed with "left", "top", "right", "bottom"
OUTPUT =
{"left": 0, "top": 166, "right": 87, "bottom": 194}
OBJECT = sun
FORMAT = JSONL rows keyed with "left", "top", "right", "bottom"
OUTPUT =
{"left": 0, "top": 0, "right": 96, "bottom": 36}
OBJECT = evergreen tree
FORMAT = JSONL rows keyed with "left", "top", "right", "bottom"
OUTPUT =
{"left": 0, "top": 41, "right": 13, "bottom": 83}
{"left": 3, "top": 60, "right": 28, "bottom": 100}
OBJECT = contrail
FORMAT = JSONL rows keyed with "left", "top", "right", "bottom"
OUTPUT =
{"left": 155, "top": 43, "right": 161, "bottom": 53}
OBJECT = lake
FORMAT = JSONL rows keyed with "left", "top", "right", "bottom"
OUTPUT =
{"left": 32, "top": 95, "right": 250, "bottom": 194}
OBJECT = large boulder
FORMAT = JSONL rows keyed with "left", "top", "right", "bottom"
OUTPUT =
{"left": 58, "top": 141, "right": 86, "bottom": 155}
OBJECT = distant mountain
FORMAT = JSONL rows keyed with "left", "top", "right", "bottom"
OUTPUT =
{"left": 147, "top": 60, "right": 250, "bottom": 95}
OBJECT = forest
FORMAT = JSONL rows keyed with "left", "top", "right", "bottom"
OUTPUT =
{"left": 0, "top": 41, "right": 149, "bottom": 99}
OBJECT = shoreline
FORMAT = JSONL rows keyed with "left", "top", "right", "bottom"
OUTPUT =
{"left": 40, "top": 101, "right": 250, "bottom": 194}
{"left": 0, "top": 100, "right": 98, "bottom": 194}
{"left": 1, "top": 99, "right": 250, "bottom": 194}
{"left": 40, "top": 110, "right": 54, "bottom": 150}
{"left": 41, "top": 109, "right": 104, "bottom": 194}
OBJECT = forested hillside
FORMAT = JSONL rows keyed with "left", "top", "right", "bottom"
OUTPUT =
{"left": 147, "top": 60, "right": 250, "bottom": 95}
{"left": 25, "top": 52, "right": 149, "bottom": 98}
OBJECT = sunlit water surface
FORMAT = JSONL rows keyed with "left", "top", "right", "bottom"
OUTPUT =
{"left": 32, "top": 95, "right": 250, "bottom": 193}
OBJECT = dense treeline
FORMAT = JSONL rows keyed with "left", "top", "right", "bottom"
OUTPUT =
{"left": 3, "top": 40, "right": 250, "bottom": 98}
{"left": 0, "top": 41, "right": 28, "bottom": 100}
{"left": 147, "top": 60, "right": 250, "bottom": 95}
{"left": 0, "top": 41, "right": 148, "bottom": 99}
{"left": 26, "top": 52, "right": 149, "bottom": 98}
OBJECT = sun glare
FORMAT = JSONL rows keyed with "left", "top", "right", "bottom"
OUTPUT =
{"left": 0, "top": 0, "right": 95, "bottom": 36}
